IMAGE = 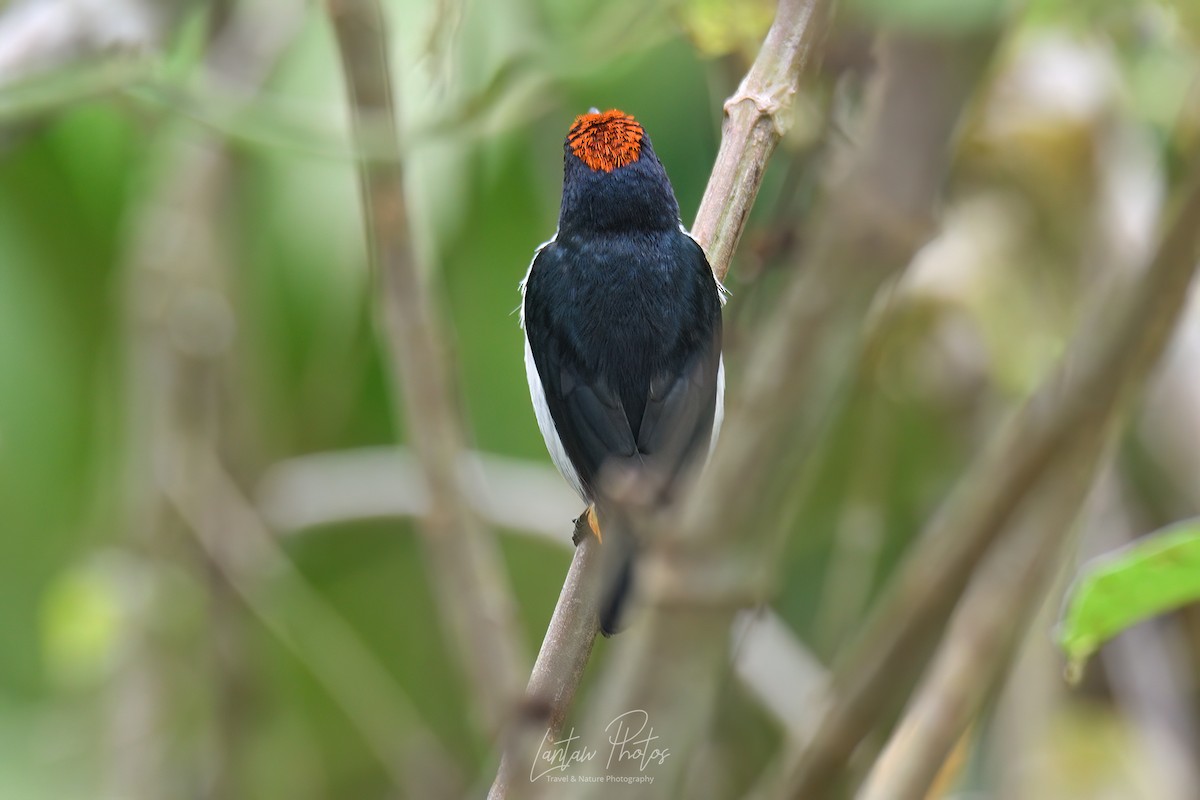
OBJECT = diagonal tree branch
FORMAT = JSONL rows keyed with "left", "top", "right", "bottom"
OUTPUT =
{"left": 488, "top": 518, "right": 604, "bottom": 800}
{"left": 488, "top": 1, "right": 832, "bottom": 796}
{"left": 118, "top": 2, "right": 457, "bottom": 793}
{"left": 855, "top": 435, "right": 1111, "bottom": 800}
{"left": 565, "top": 30, "right": 995, "bottom": 798}
{"left": 115, "top": 4, "right": 309, "bottom": 795}
{"left": 326, "top": 0, "right": 528, "bottom": 734}
{"left": 692, "top": 0, "right": 830, "bottom": 282}
{"left": 164, "top": 447, "right": 460, "bottom": 796}
{"left": 783, "top": 137, "right": 1200, "bottom": 799}
{"left": 856, "top": 123, "right": 1200, "bottom": 800}
{"left": 862, "top": 150, "right": 1200, "bottom": 800}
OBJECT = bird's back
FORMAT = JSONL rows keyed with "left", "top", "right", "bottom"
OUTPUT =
{"left": 523, "top": 226, "right": 721, "bottom": 501}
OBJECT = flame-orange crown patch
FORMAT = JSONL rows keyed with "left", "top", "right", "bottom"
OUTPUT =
{"left": 567, "top": 109, "right": 643, "bottom": 173}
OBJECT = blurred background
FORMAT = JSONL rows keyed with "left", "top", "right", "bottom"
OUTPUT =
{"left": 0, "top": 0, "right": 1198, "bottom": 797}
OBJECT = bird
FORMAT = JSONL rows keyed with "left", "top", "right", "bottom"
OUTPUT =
{"left": 519, "top": 108, "right": 725, "bottom": 635}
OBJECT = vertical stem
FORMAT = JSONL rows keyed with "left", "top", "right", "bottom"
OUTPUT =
{"left": 326, "top": 0, "right": 530, "bottom": 732}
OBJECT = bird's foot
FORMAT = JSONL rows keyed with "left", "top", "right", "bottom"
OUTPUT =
{"left": 587, "top": 505, "right": 602, "bottom": 544}
{"left": 571, "top": 504, "right": 603, "bottom": 546}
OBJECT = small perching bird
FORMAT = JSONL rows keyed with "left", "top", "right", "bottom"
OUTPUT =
{"left": 520, "top": 108, "right": 725, "bottom": 635}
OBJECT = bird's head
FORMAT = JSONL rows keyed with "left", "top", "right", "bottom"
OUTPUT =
{"left": 558, "top": 108, "right": 681, "bottom": 235}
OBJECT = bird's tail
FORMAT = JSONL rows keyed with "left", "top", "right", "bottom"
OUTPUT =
{"left": 599, "top": 540, "right": 635, "bottom": 636}
{"left": 594, "top": 505, "right": 639, "bottom": 637}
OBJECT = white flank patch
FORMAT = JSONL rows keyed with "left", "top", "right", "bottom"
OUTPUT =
{"left": 519, "top": 231, "right": 586, "bottom": 501}
{"left": 523, "top": 334, "right": 586, "bottom": 501}
{"left": 710, "top": 355, "right": 726, "bottom": 461}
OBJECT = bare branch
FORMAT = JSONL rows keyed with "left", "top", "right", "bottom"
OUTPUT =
{"left": 682, "top": 30, "right": 997, "bottom": 563}
{"left": 487, "top": 1, "right": 832, "bottom": 795}
{"left": 257, "top": 447, "right": 580, "bottom": 542}
{"left": 114, "top": 4, "right": 306, "bottom": 795}
{"left": 692, "top": 0, "right": 831, "bottom": 281}
{"left": 562, "top": 31, "right": 993, "bottom": 798}
{"left": 860, "top": 116, "right": 1198, "bottom": 800}
{"left": 856, "top": 436, "right": 1108, "bottom": 800}
{"left": 164, "top": 448, "right": 461, "bottom": 795}
{"left": 489, "top": 519, "right": 604, "bottom": 800}
{"left": 325, "top": 0, "right": 529, "bottom": 732}
{"left": 854, "top": 133, "right": 1200, "bottom": 800}
{"left": 257, "top": 444, "right": 827, "bottom": 777}
{"left": 783, "top": 140, "right": 1200, "bottom": 798}
{"left": 117, "top": 2, "right": 459, "bottom": 792}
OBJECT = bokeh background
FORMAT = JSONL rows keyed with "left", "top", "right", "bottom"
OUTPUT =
{"left": 1, "top": 0, "right": 1199, "bottom": 797}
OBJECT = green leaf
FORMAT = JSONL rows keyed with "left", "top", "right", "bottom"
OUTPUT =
{"left": 1058, "top": 519, "right": 1200, "bottom": 680}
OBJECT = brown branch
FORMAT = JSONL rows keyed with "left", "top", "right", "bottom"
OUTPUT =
{"left": 115, "top": 5, "right": 306, "bottom": 795}
{"left": 560, "top": 31, "right": 993, "bottom": 798}
{"left": 258, "top": 447, "right": 581, "bottom": 540}
{"left": 325, "top": 0, "right": 529, "bottom": 732}
{"left": 680, "top": 30, "right": 995, "bottom": 570}
{"left": 782, "top": 139, "right": 1200, "bottom": 798}
{"left": 691, "top": 0, "right": 830, "bottom": 280}
{"left": 488, "top": 518, "right": 604, "bottom": 800}
{"left": 855, "top": 436, "right": 1109, "bottom": 800}
{"left": 118, "top": 2, "right": 460, "bottom": 793}
{"left": 163, "top": 446, "right": 461, "bottom": 797}
{"left": 487, "top": 1, "right": 832, "bottom": 795}
{"left": 856, "top": 120, "right": 1200, "bottom": 800}
{"left": 257, "top": 444, "right": 827, "bottom": 786}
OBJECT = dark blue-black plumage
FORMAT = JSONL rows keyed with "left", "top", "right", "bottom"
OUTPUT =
{"left": 521, "top": 111, "right": 723, "bottom": 634}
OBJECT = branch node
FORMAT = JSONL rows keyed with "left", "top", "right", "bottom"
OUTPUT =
{"left": 724, "top": 85, "right": 796, "bottom": 137}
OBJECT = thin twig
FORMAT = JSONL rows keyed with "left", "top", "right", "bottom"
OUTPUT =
{"left": 163, "top": 447, "right": 461, "bottom": 797}
{"left": 691, "top": 0, "right": 830, "bottom": 280}
{"left": 487, "top": 2, "right": 832, "bottom": 796}
{"left": 257, "top": 447, "right": 580, "bottom": 542}
{"left": 255, "top": 444, "right": 827, "bottom": 787}
{"left": 783, "top": 140, "right": 1200, "bottom": 798}
{"left": 855, "top": 141, "right": 1200, "bottom": 800}
{"left": 115, "top": 4, "right": 304, "bottom": 795}
{"left": 488, "top": 518, "right": 604, "bottom": 800}
{"left": 855, "top": 434, "right": 1111, "bottom": 800}
{"left": 325, "top": 0, "right": 529, "bottom": 732}
{"left": 564, "top": 31, "right": 992, "bottom": 798}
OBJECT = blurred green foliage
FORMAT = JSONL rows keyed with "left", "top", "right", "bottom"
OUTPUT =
{"left": 0, "top": 1, "right": 731, "bottom": 795}
{"left": 0, "top": 0, "right": 1197, "bottom": 797}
